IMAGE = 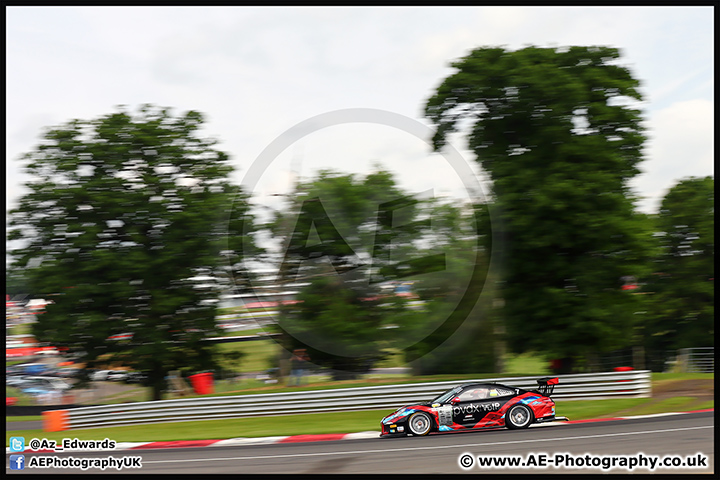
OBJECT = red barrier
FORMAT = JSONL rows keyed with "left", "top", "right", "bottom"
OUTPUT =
{"left": 189, "top": 372, "right": 214, "bottom": 395}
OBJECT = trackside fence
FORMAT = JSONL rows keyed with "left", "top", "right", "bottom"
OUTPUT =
{"left": 676, "top": 347, "right": 714, "bottom": 373}
{"left": 53, "top": 370, "right": 651, "bottom": 431}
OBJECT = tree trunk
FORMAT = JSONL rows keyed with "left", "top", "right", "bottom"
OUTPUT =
{"left": 150, "top": 364, "right": 165, "bottom": 401}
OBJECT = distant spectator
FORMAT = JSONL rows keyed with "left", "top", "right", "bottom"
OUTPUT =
{"left": 289, "top": 349, "right": 310, "bottom": 386}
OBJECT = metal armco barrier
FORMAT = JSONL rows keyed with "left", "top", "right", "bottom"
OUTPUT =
{"left": 54, "top": 370, "right": 651, "bottom": 431}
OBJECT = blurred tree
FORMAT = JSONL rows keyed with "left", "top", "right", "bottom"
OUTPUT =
{"left": 403, "top": 201, "right": 495, "bottom": 375}
{"left": 270, "top": 169, "right": 419, "bottom": 281}
{"left": 268, "top": 169, "right": 479, "bottom": 378}
{"left": 269, "top": 169, "right": 416, "bottom": 379}
{"left": 7, "top": 105, "right": 260, "bottom": 400}
{"left": 276, "top": 272, "right": 389, "bottom": 380}
{"left": 5, "top": 267, "right": 33, "bottom": 299}
{"left": 425, "top": 46, "right": 651, "bottom": 371}
{"left": 641, "top": 176, "right": 714, "bottom": 369}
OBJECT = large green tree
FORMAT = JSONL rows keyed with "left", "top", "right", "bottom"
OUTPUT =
{"left": 267, "top": 169, "right": 482, "bottom": 378}
{"left": 268, "top": 169, "right": 420, "bottom": 379}
{"left": 641, "top": 176, "right": 714, "bottom": 369}
{"left": 7, "top": 105, "right": 258, "bottom": 400}
{"left": 425, "top": 46, "right": 651, "bottom": 371}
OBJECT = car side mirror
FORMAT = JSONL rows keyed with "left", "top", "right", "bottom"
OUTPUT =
{"left": 450, "top": 397, "right": 460, "bottom": 405}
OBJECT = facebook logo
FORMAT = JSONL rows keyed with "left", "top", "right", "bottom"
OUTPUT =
{"left": 9, "top": 454, "right": 25, "bottom": 470}
{"left": 9, "top": 436, "right": 25, "bottom": 452}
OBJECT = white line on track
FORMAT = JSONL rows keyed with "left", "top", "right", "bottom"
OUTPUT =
{"left": 142, "top": 425, "right": 713, "bottom": 464}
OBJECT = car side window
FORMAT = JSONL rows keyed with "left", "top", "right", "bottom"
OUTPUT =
{"left": 458, "top": 387, "right": 489, "bottom": 401}
{"left": 457, "top": 391, "right": 474, "bottom": 402}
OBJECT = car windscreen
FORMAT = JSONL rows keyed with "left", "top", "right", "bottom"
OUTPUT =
{"left": 431, "top": 386, "right": 462, "bottom": 404}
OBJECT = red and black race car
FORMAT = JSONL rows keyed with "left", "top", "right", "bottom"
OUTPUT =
{"left": 380, "top": 377, "right": 569, "bottom": 437}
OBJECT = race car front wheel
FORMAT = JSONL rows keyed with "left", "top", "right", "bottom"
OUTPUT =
{"left": 407, "top": 412, "right": 432, "bottom": 436}
{"left": 506, "top": 404, "right": 533, "bottom": 430}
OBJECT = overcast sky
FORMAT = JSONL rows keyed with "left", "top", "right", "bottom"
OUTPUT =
{"left": 6, "top": 6, "right": 714, "bottom": 220}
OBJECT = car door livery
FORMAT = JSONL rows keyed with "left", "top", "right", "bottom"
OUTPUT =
{"left": 450, "top": 385, "right": 515, "bottom": 427}
{"left": 451, "top": 399, "right": 477, "bottom": 425}
{"left": 449, "top": 386, "right": 487, "bottom": 425}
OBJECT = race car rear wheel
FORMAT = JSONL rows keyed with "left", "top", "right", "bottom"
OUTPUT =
{"left": 407, "top": 412, "right": 432, "bottom": 436}
{"left": 506, "top": 404, "right": 533, "bottom": 430}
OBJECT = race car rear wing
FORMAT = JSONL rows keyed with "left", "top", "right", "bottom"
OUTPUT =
{"left": 536, "top": 377, "right": 559, "bottom": 396}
